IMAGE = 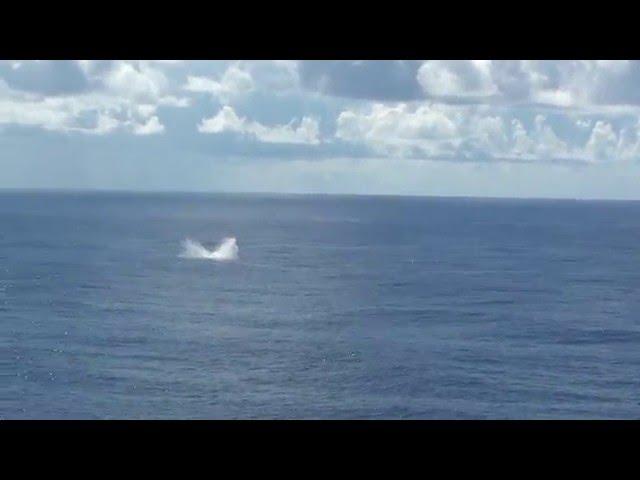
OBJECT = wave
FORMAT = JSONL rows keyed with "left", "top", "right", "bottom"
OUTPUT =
{"left": 180, "top": 237, "right": 238, "bottom": 261}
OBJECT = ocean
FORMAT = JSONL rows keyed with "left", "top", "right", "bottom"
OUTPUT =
{"left": 2, "top": 191, "right": 640, "bottom": 419}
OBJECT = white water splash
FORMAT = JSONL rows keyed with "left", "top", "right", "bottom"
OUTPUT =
{"left": 180, "top": 237, "right": 238, "bottom": 261}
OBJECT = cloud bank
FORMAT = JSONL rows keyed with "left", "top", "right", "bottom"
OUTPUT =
{"left": 2, "top": 60, "right": 640, "bottom": 198}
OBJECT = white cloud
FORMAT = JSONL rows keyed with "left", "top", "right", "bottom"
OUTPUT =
{"left": 198, "top": 105, "right": 244, "bottom": 133}
{"left": 0, "top": 61, "right": 188, "bottom": 135}
{"left": 511, "top": 119, "right": 536, "bottom": 156}
{"left": 531, "top": 115, "right": 570, "bottom": 158}
{"left": 132, "top": 115, "right": 164, "bottom": 135}
{"left": 334, "top": 103, "right": 593, "bottom": 163}
{"left": 416, "top": 60, "right": 640, "bottom": 110}
{"left": 184, "top": 65, "right": 254, "bottom": 102}
{"left": 198, "top": 105, "right": 320, "bottom": 145}
{"left": 102, "top": 61, "right": 167, "bottom": 101}
{"left": 0, "top": 91, "right": 152, "bottom": 135}
{"left": 417, "top": 60, "right": 497, "bottom": 98}
{"left": 586, "top": 121, "right": 618, "bottom": 161}
{"left": 3, "top": 60, "right": 640, "bottom": 170}
{"left": 336, "top": 103, "right": 458, "bottom": 156}
{"left": 184, "top": 61, "right": 301, "bottom": 105}
{"left": 0, "top": 95, "right": 72, "bottom": 131}
{"left": 92, "top": 112, "right": 120, "bottom": 135}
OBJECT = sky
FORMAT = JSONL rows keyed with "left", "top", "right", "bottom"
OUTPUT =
{"left": 2, "top": 60, "right": 640, "bottom": 199}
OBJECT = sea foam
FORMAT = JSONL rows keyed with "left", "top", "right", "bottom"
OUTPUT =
{"left": 180, "top": 237, "right": 238, "bottom": 261}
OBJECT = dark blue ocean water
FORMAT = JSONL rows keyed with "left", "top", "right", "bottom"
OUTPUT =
{"left": 2, "top": 191, "right": 640, "bottom": 419}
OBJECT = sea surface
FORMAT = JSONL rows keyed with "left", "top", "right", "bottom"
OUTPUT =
{"left": 2, "top": 191, "right": 640, "bottom": 419}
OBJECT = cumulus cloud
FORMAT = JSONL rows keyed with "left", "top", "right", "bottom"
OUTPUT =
{"left": 332, "top": 101, "right": 640, "bottom": 164}
{"left": 0, "top": 60, "right": 187, "bottom": 135}
{"left": 132, "top": 115, "right": 165, "bottom": 135}
{"left": 417, "top": 60, "right": 497, "bottom": 99}
{"left": 414, "top": 60, "right": 640, "bottom": 110}
{"left": 102, "top": 61, "right": 168, "bottom": 101}
{"left": 0, "top": 91, "right": 73, "bottom": 131}
{"left": 198, "top": 105, "right": 320, "bottom": 145}
{"left": 306, "top": 60, "right": 640, "bottom": 165}
{"left": 92, "top": 112, "right": 120, "bottom": 135}
{"left": 184, "top": 64, "right": 254, "bottom": 102}
{"left": 3, "top": 60, "right": 640, "bottom": 170}
{"left": 585, "top": 121, "right": 618, "bottom": 161}
{"left": 296, "top": 60, "right": 640, "bottom": 109}
{"left": 183, "top": 61, "right": 300, "bottom": 105}
{"left": 336, "top": 103, "right": 458, "bottom": 157}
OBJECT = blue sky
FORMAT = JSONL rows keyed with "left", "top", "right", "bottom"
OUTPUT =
{"left": 2, "top": 60, "right": 640, "bottom": 198}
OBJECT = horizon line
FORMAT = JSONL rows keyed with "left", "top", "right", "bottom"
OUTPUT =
{"left": 1, "top": 186, "right": 640, "bottom": 203}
